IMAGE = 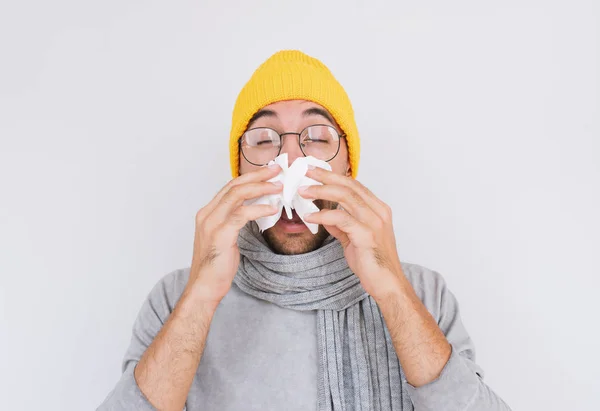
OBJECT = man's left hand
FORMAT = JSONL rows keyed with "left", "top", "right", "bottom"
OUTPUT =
{"left": 299, "top": 167, "right": 405, "bottom": 302}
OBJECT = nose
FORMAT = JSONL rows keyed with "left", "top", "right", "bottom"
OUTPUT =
{"left": 279, "top": 133, "right": 304, "bottom": 167}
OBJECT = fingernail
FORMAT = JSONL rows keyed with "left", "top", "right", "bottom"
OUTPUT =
{"left": 268, "top": 163, "right": 281, "bottom": 169}
{"left": 307, "top": 164, "right": 316, "bottom": 170}
{"left": 297, "top": 186, "right": 308, "bottom": 193}
{"left": 271, "top": 181, "right": 283, "bottom": 186}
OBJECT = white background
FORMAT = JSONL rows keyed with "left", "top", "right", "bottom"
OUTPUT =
{"left": 1, "top": 1, "right": 598, "bottom": 410}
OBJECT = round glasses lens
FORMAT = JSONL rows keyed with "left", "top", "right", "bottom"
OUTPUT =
{"left": 241, "top": 128, "right": 281, "bottom": 165}
{"left": 300, "top": 125, "right": 340, "bottom": 161}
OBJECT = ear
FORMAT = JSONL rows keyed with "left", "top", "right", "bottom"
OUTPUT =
{"left": 345, "top": 164, "right": 352, "bottom": 177}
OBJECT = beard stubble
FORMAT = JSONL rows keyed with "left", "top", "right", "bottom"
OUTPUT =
{"left": 261, "top": 199, "right": 338, "bottom": 255}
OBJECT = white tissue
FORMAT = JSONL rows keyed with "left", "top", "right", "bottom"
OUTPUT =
{"left": 244, "top": 153, "right": 332, "bottom": 234}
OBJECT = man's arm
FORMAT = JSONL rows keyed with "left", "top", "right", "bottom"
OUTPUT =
{"left": 375, "top": 265, "right": 511, "bottom": 411}
{"left": 132, "top": 285, "right": 217, "bottom": 410}
{"left": 375, "top": 269, "right": 452, "bottom": 387}
{"left": 298, "top": 166, "right": 511, "bottom": 409}
{"left": 97, "top": 270, "right": 216, "bottom": 411}
{"left": 97, "top": 165, "right": 284, "bottom": 411}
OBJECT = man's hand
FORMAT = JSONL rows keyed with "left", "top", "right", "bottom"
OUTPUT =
{"left": 299, "top": 166, "right": 452, "bottom": 387}
{"left": 132, "top": 164, "right": 282, "bottom": 411}
{"left": 298, "top": 167, "right": 404, "bottom": 302}
{"left": 188, "top": 164, "right": 283, "bottom": 306}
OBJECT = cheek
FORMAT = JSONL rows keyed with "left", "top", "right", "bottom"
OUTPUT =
{"left": 328, "top": 144, "right": 350, "bottom": 175}
{"left": 239, "top": 158, "right": 258, "bottom": 176}
{"left": 239, "top": 160, "right": 247, "bottom": 175}
{"left": 240, "top": 147, "right": 349, "bottom": 176}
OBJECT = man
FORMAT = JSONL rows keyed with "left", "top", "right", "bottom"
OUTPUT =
{"left": 99, "top": 50, "right": 511, "bottom": 411}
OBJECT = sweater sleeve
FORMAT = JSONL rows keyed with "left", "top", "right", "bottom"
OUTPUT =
{"left": 404, "top": 267, "right": 512, "bottom": 411}
{"left": 97, "top": 270, "right": 187, "bottom": 411}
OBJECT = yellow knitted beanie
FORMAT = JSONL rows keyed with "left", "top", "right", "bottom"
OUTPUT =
{"left": 229, "top": 50, "right": 360, "bottom": 178}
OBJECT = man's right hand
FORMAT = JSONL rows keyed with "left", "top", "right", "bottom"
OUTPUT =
{"left": 128, "top": 165, "right": 282, "bottom": 411}
{"left": 186, "top": 164, "right": 283, "bottom": 306}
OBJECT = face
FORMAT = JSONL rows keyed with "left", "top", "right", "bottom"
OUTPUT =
{"left": 239, "top": 100, "right": 351, "bottom": 255}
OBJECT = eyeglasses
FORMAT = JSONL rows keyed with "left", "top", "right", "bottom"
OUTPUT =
{"left": 238, "top": 124, "right": 345, "bottom": 166}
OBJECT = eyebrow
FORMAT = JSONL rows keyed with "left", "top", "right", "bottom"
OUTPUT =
{"left": 245, "top": 106, "right": 336, "bottom": 131}
{"left": 302, "top": 107, "right": 335, "bottom": 125}
{"left": 247, "top": 109, "right": 278, "bottom": 129}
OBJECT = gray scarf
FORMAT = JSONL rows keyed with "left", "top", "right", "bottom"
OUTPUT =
{"left": 234, "top": 222, "right": 413, "bottom": 411}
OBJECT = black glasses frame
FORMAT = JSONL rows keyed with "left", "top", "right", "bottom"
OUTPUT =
{"left": 238, "top": 124, "right": 346, "bottom": 166}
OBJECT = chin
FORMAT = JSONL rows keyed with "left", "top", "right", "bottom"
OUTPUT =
{"left": 262, "top": 224, "right": 330, "bottom": 255}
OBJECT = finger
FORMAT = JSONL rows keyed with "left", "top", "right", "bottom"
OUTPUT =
{"left": 199, "top": 164, "right": 282, "bottom": 219}
{"left": 303, "top": 209, "right": 369, "bottom": 244}
{"left": 298, "top": 184, "right": 378, "bottom": 224}
{"left": 210, "top": 181, "right": 282, "bottom": 223}
{"left": 233, "top": 163, "right": 282, "bottom": 185}
{"left": 225, "top": 204, "right": 280, "bottom": 231}
{"left": 306, "top": 167, "right": 389, "bottom": 219}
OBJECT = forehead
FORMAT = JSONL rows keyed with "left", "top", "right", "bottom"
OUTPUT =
{"left": 247, "top": 99, "right": 338, "bottom": 129}
{"left": 261, "top": 99, "right": 324, "bottom": 112}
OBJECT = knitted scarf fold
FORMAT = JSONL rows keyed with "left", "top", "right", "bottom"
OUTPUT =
{"left": 234, "top": 222, "right": 413, "bottom": 411}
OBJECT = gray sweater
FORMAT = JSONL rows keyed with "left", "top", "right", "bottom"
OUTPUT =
{"left": 98, "top": 262, "right": 511, "bottom": 410}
